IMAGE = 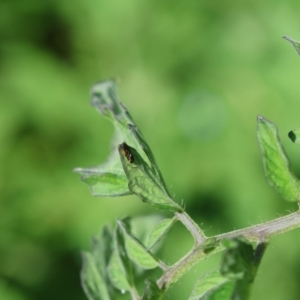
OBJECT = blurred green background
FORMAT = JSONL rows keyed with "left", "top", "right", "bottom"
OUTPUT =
{"left": 1, "top": 0, "right": 300, "bottom": 299}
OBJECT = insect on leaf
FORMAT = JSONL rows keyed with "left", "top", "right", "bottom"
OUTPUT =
{"left": 75, "top": 79, "right": 148, "bottom": 197}
{"left": 118, "top": 144, "right": 183, "bottom": 213}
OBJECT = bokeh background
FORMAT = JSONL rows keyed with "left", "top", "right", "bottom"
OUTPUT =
{"left": 1, "top": 1, "right": 300, "bottom": 299}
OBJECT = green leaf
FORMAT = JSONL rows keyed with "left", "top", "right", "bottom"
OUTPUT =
{"left": 79, "top": 172, "right": 130, "bottom": 197}
{"left": 118, "top": 143, "right": 183, "bottom": 212}
{"left": 127, "top": 122, "right": 169, "bottom": 194}
{"left": 107, "top": 250, "right": 131, "bottom": 292}
{"left": 147, "top": 218, "right": 176, "bottom": 249}
{"left": 81, "top": 252, "right": 111, "bottom": 300}
{"left": 189, "top": 238, "right": 265, "bottom": 300}
{"left": 220, "top": 238, "right": 257, "bottom": 299}
{"left": 283, "top": 35, "right": 300, "bottom": 56}
{"left": 188, "top": 270, "right": 233, "bottom": 300}
{"left": 74, "top": 79, "right": 148, "bottom": 196}
{"left": 288, "top": 127, "right": 300, "bottom": 144}
{"left": 118, "top": 219, "right": 159, "bottom": 269}
{"left": 220, "top": 238, "right": 254, "bottom": 281}
{"left": 130, "top": 215, "right": 165, "bottom": 246}
{"left": 257, "top": 115, "right": 300, "bottom": 202}
{"left": 75, "top": 79, "right": 173, "bottom": 203}
{"left": 141, "top": 279, "right": 163, "bottom": 300}
{"left": 81, "top": 226, "right": 113, "bottom": 300}
{"left": 114, "top": 220, "right": 135, "bottom": 288}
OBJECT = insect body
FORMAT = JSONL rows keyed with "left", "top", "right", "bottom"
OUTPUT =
{"left": 119, "top": 142, "right": 134, "bottom": 163}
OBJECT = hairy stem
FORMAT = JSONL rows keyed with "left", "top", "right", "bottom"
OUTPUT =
{"left": 158, "top": 210, "right": 300, "bottom": 289}
{"left": 214, "top": 210, "right": 300, "bottom": 241}
{"left": 175, "top": 211, "right": 206, "bottom": 245}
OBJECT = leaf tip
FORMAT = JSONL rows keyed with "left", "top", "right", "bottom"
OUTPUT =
{"left": 257, "top": 115, "right": 271, "bottom": 124}
{"left": 73, "top": 167, "right": 84, "bottom": 174}
{"left": 282, "top": 35, "right": 300, "bottom": 57}
{"left": 256, "top": 115, "right": 276, "bottom": 130}
{"left": 282, "top": 35, "right": 292, "bottom": 42}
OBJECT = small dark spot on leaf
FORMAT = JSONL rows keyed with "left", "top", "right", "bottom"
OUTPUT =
{"left": 119, "top": 142, "right": 134, "bottom": 163}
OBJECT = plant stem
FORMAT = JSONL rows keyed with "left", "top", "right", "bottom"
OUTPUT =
{"left": 175, "top": 211, "right": 206, "bottom": 245}
{"left": 158, "top": 210, "right": 300, "bottom": 289}
{"left": 214, "top": 210, "right": 300, "bottom": 242}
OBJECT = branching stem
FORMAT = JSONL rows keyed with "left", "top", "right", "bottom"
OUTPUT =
{"left": 175, "top": 211, "right": 206, "bottom": 245}
{"left": 158, "top": 210, "right": 300, "bottom": 289}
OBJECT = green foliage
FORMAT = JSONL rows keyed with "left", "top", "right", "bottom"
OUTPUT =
{"left": 141, "top": 279, "right": 162, "bottom": 300}
{"left": 78, "top": 66, "right": 300, "bottom": 299}
{"left": 189, "top": 239, "right": 253, "bottom": 300}
{"left": 118, "top": 219, "right": 159, "bottom": 269}
{"left": 118, "top": 142, "right": 182, "bottom": 212}
{"left": 107, "top": 250, "right": 131, "bottom": 292}
{"left": 74, "top": 80, "right": 138, "bottom": 196}
{"left": 81, "top": 227, "right": 113, "bottom": 300}
{"left": 147, "top": 218, "right": 176, "bottom": 249}
{"left": 4, "top": 2, "right": 300, "bottom": 299}
{"left": 257, "top": 116, "right": 300, "bottom": 202}
{"left": 189, "top": 238, "right": 266, "bottom": 300}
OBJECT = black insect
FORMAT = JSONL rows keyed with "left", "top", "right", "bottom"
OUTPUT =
{"left": 119, "top": 142, "right": 134, "bottom": 163}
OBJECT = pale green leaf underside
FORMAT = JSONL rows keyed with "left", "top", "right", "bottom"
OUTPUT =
{"left": 107, "top": 251, "right": 131, "bottom": 291}
{"left": 80, "top": 172, "right": 130, "bottom": 197}
{"left": 81, "top": 227, "right": 114, "bottom": 300}
{"left": 114, "top": 222, "right": 135, "bottom": 288}
{"left": 189, "top": 271, "right": 233, "bottom": 300}
{"left": 118, "top": 220, "right": 159, "bottom": 269}
{"left": 126, "top": 237, "right": 159, "bottom": 269}
{"left": 257, "top": 115, "right": 300, "bottom": 202}
{"left": 81, "top": 252, "right": 111, "bottom": 300}
{"left": 147, "top": 218, "right": 176, "bottom": 249}
{"left": 130, "top": 215, "right": 165, "bottom": 246}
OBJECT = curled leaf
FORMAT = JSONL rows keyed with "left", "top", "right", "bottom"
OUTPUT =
{"left": 75, "top": 79, "right": 172, "bottom": 204}
{"left": 75, "top": 79, "right": 147, "bottom": 196}
{"left": 257, "top": 116, "right": 300, "bottom": 202}
{"left": 118, "top": 143, "right": 183, "bottom": 212}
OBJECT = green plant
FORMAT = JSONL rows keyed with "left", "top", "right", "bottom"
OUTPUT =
{"left": 75, "top": 36, "right": 300, "bottom": 300}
